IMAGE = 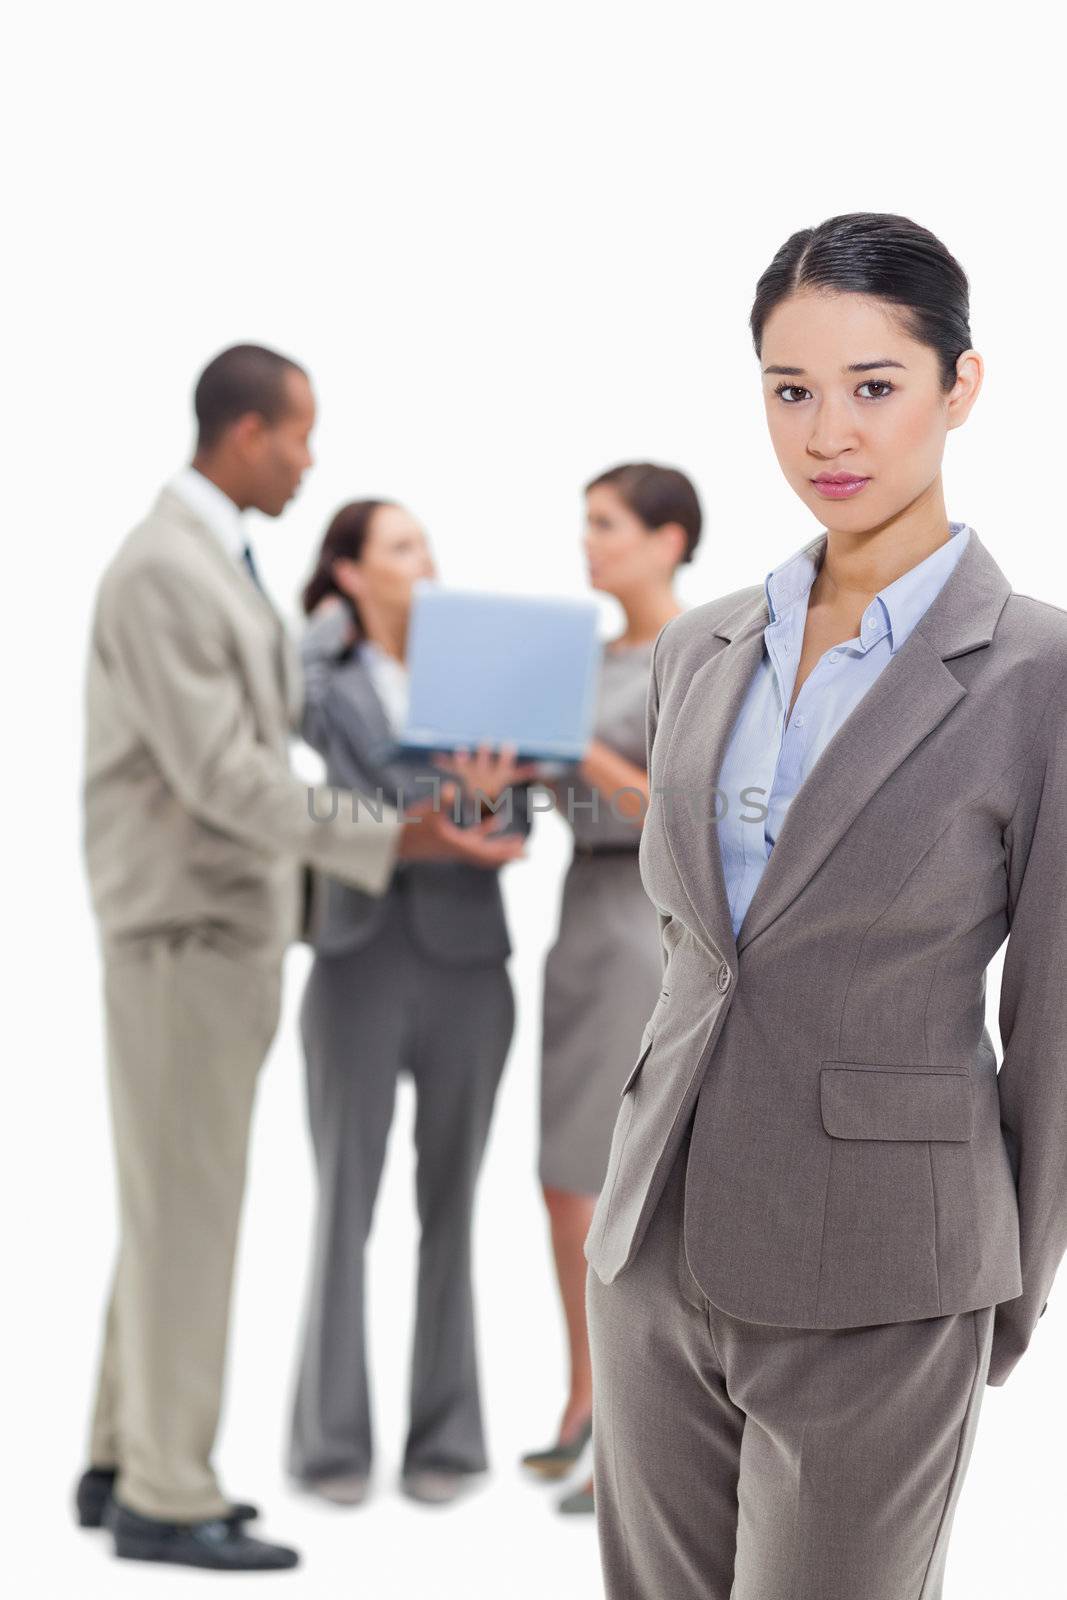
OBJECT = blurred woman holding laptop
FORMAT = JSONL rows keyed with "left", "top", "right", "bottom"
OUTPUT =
{"left": 521, "top": 463, "right": 701, "bottom": 1512}
{"left": 287, "top": 500, "right": 532, "bottom": 1509}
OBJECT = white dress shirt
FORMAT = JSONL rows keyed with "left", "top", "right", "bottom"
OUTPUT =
{"left": 169, "top": 465, "right": 252, "bottom": 569}
{"left": 361, "top": 640, "right": 410, "bottom": 736}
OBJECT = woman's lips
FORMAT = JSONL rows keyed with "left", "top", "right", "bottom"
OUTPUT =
{"left": 811, "top": 474, "right": 871, "bottom": 500}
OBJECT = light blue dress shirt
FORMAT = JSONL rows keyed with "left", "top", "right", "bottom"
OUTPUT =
{"left": 716, "top": 523, "right": 972, "bottom": 938}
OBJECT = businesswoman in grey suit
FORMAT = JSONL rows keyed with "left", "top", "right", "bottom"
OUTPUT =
{"left": 287, "top": 499, "right": 533, "bottom": 1509}
{"left": 521, "top": 464, "right": 701, "bottom": 1513}
{"left": 585, "top": 213, "right": 1067, "bottom": 1599}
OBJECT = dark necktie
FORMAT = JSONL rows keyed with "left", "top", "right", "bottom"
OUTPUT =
{"left": 241, "top": 543, "right": 264, "bottom": 593}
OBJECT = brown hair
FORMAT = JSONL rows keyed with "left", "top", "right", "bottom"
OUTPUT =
{"left": 301, "top": 499, "right": 395, "bottom": 632}
{"left": 584, "top": 462, "right": 702, "bottom": 564}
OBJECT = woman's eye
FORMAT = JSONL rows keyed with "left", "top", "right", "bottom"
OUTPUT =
{"left": 772, "top": 379, "right": 896, "bottom": 403}
{"left": 773, "top": 384, "right": 810, "bottom": 403}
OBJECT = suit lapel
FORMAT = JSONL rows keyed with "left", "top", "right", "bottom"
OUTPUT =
{"left": 658, "top": 612, "right": 766, "bottom": 963}
{"left": 158, "top": 487, "right": 298, "bottom": 714}
{"left": 660, "top": 527, "right": 1012, "bottom": 962}
{"left": 279, "top": 631, "right": 303, "bottom": 730}
{"left": 343, "top": 654, "right": 401, "bottom": 770}
{"left": 734, "top": 628, "right": 966, "bottom": 952}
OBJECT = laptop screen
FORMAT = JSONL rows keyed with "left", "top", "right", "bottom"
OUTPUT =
{"left": 399, "top": 584, "right": 602, "bottom": 762}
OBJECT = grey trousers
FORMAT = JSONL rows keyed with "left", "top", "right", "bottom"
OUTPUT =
{"left": 288, "top": 890, "right": 514, "bottom": 1482}
{"left": 587, "top": 1119, "right": 994, "bottom": 1600}
{"left": 88, "top": 928, "right": 283, "bottom": 1521}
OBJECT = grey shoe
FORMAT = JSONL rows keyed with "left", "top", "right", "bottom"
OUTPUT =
{"left": 400, "top": 1469, "right": 467, "bottom": 1506}
{"left": 306, "top": 1473, "right": 369, "bottom": 1506}
{"left": 520, "top": 1417, "right": 593, "bottom": 1481}
{"left": 558, "top": 1480, "right": 595, "bottom": 1515}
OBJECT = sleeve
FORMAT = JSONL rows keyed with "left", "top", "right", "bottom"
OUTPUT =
{"left": 99, "top": 559, "right": 401, "bottom": 895}
{"left": 647, "top": 624, "right": 665, "bottom": 755}
{"left": 988, "top": 669, "right": 1067, "bottom": 1385}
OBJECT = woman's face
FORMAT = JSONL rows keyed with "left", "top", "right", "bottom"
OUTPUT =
{"left": 759, "top": 289, "right": 981, "bottom": 533}
{"left": 334, "top": 503, "right": 436, "bottom": 614}
{"left": 583, "top": 483, "right": 681, "bottom": 598}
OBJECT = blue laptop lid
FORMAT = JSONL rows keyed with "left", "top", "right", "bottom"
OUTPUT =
{"left": 398, "top": 584, "right": 602, "bottom": 762}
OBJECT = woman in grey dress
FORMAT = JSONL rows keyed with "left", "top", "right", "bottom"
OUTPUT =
{"left": 521, "top": 463, "right": 703, "bottom": 1512}
{"left": 287, "top": 500, "right": 531, "bottom": 1510}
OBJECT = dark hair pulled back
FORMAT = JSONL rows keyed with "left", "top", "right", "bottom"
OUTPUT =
{"left": 750, "top": 213, "right": 971, "bottom": 392}
{"left": 301, "top": 499, "right": 394, "bottom": 633}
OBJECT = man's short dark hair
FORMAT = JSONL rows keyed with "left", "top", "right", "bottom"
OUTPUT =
{"left": 194, "top": 343, "right": 307, "bottom": 451}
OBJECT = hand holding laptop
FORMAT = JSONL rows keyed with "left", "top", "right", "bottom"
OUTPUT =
{"left": 395, "top": 779, "right": 527, "bottom": 869}
{"left": 432, "top": 741, "right": 544, "bottom": 805}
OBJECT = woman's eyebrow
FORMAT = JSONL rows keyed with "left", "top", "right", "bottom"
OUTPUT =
{"left": 762, "top": 358, "right": 907, "bottom": 376}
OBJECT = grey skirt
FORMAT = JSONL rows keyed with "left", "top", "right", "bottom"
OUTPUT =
{"left": 539, "top": 849, "right": 664, "bottom": 1195}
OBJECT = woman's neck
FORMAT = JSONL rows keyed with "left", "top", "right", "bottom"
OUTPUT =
{"left": 612, "top": 583, "right": 684, "bottom": 647}
{"left": 813, "top": 479, "right": 953, "bottom": 610}
{"left": 358, "top": 600, "right": 409, "bottom": 663}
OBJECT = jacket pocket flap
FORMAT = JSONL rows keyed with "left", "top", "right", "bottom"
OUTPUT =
{"left": 620, "top": 1032, "right": 656, "bottom": 1098}
{"left": 820, "top": 1066, "right": 974, "bottom": 1141}
{"left": 619, "top": 990, "right": 672, "bottom": 1097}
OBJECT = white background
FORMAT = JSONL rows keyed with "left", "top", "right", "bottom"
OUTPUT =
{"left": 5, "top": 3, "right": 1066, "bottom": 1595}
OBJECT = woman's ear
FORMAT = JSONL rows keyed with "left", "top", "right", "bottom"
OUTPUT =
{"left": 946, "top": 349, "right": 984, "bottom": 431}
{"left": 331, "top": 556, "right": 364, "bottom": 599}
{"left": 656, "top": 521, "right": 688, "bottom": 569}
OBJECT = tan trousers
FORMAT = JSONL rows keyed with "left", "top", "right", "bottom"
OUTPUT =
{"left": 87, "top": 927, "right": 282, "bottom": 1522}
{"left": 587, "top": 1118, "right": 994, "bottom": 1600}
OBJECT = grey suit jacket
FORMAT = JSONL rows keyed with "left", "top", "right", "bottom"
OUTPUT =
{"left": 584, "top": 526, "right": 1067, "bottom": 1386}
{"left": 299, "top": 606, "right": 530, "bottom": 963}
{"left": 83, "top": 488, "right": 401, "bottom": 962}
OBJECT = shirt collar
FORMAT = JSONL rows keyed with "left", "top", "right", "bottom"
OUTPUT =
{"left": 361, "top": 640, "right": 408, "bottom": 677}
{"left": 764, "top": 522, "right": 972, "bottom": 656}
{"left": 169, "top": 466, "right": 247, "bottom": 564}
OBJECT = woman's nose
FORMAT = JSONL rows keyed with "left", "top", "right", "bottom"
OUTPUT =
{"left": 806, "top": 397, "right": 859, "bottom": 461}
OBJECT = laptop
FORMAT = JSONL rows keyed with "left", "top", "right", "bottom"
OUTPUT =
{"left": 395, "top": 583, "right": 602, "bottom": 763}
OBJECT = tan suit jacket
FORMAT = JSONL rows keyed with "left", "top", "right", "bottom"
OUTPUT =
{"left": 585, "top": 527, "right": 1067, "bottom": 1385}
{"left": 83, "top": 486, "right": 401, "bottom": 961}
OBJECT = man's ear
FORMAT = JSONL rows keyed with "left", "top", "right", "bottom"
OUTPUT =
{"left": 230, "top": 411, "right": 268, "bottom": 453}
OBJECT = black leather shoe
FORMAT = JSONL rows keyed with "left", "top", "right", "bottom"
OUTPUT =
{"left": 76, "top": 1467, "right": 118, "bottom": 1529}
{"left": 75, "top": 1467, "right": 258, "bottom": 1529}
{"left": 110, "top": 1501, "right": 299, "bottom": 1571}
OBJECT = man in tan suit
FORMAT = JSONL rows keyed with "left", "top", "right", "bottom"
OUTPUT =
{"left": 74, "top": 345, "right": 522, "bottom": 1571}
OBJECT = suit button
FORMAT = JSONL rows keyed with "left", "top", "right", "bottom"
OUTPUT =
{"left": 716, "top": 960, "right": 732, "bottom": 992}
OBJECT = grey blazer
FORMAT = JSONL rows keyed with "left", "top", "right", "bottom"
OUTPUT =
{"left": 584, "top": 527, "right": 1067, "bottom": 1387}
{"left": 300, "top": 606, "right": 530, "bottom": 964}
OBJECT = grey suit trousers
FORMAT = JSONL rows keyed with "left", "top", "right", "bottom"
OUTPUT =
{"left": 587, "top": 1118, "right": 994, "bottom": 1600}
{"left": 88, "top": 928, "right": 283, "bottom": 1521}
{"left": 288, "top": 883, "right": 514, "bottom": 1481}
